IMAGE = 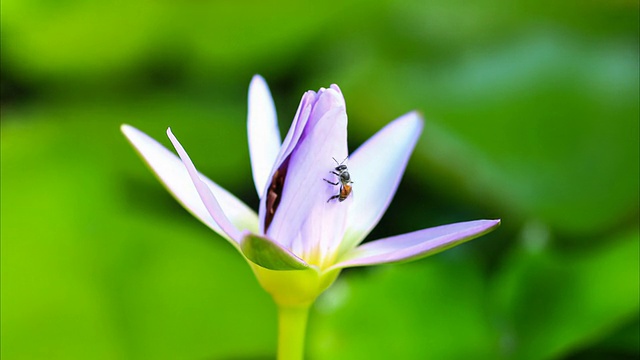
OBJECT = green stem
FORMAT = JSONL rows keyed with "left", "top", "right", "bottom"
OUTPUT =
{"left": 276, "top": 303, "right": 311, "bottom": 360}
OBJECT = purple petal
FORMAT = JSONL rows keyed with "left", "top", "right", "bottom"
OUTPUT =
{"left": 248, "top": 75, "right": 282, "bottom": 198}
{"left": 258, "top": 90, "right": 317, "bottom": 233}
{"left": 266, "top": 87, "right": 351, "bottom": 266}
{"left": 121, "top": 125, "right": 258, "bottom": 246}
{"left": 331, "top": 219, "right": 500, "bottom": 269}
{"left": 338, "top": 112, "right": 423, "bottom": 256}
{"left": 167, "top": 128, "right": 243, "bottom": 243}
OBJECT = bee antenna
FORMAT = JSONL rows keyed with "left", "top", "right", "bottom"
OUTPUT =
{"left": 332, "top": 156, "right": 349, "bottom": 165}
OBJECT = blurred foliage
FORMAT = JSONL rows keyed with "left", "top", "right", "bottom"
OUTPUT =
{"left": 1, "top": 0, "right": 638, "bottom": 359}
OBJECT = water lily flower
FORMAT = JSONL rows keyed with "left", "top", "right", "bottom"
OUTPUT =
{"left": 121, "top": 75, "right": 500, "bottom": 360}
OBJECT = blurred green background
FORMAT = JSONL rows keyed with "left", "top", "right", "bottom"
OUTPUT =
{"left": 2, "top": 0, "right": 638, "bottom": 359}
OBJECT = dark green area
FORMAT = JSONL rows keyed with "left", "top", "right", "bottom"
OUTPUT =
{"left": 2, "top": 0, "right": 638, "bottom": 359}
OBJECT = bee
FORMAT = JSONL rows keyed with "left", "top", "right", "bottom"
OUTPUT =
{"left": 323, "top": 157, "right": 353, "bottom": 203}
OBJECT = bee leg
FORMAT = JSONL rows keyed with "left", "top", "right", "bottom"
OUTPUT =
{"left": 326, "top": 194, "right": 340, "bottom": 203}
{"left": 323, "top": 178, "right": 339, "bottom": 186}
{"left": 330, "top": 171, "right": 340, "bottom": 176}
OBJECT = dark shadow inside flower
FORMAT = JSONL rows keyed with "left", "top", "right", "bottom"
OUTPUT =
{"left": 265, "top": 157, "right": 290, "bottom": 232}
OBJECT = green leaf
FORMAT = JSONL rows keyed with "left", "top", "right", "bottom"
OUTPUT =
{"left": 1, "top": 101, "right": 276, "bottom": 360}
{"left": 309, "top": 257, "right": 499, "bottom": 359}
{"left": 343, "top": 30, "right": 638, "bottom": 237}
{"left": 241, "top": 234, "right": 309, "bottom": 271}
{"left": 492, "top": 230, "right": 640, "bottom": 360}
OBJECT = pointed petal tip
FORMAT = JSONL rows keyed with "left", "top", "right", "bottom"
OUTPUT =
{"left": 121, "top": 124, "right": 140, "bottom": 139}
{"left": 121, "top": 124, "right": 149, "bottom": 146}
{"left": 247, "top": 74, "right": 281, "bottom": 198}
{"left": 248, "top": 73, "right": 274, "bottom": 101}
{"left": 402, "top": 111, "right": 425, "bottom": 130}
{"left": 166, "top": 127, "right": 243, "bottom": 243}
{"left": 410, "top": 110, "right": 424, "bottom": 119}
{"left": 380, "top": 111, "right": 424, "bottom": 141}
{"left": 486, "top": 219, "right": 502, "bottom": 227}
{"left": 333, "top": 218, "right": 501, "bottom": 270}
{"left": 323, "top": 86, "right": 346, "bottom": 108}
{"left": 474, "top": 219, "right": 502, "bottom": 236}
{"left": 459, "top": 219, "right": 502, "bottom": 233}
{"left": 251, "top": 74, "right": 266, "bottom": 83}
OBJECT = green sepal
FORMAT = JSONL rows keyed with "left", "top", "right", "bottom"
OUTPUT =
{"left": 249, "top": 263, "right": 340, "bottom": 307}
{"left": 241, "top": 233, "right": 309, "bottom": 271}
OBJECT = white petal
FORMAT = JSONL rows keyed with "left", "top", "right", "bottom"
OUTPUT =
{"left": 121, "top": 125, "right": 258, "bottom": 246}
{"left": 166, "top": 128, "right": 245, "bottom": 242}
{"left": 331, "top": 219, "right": 500, "bottom": 269}
{"left": 338, "top": 112, "right": 423, "bottom": 255}
{"left": 248, "top": 75, "right": 282, "bottom": 198}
